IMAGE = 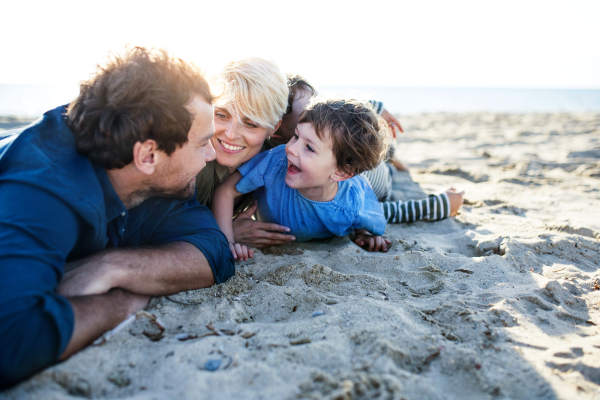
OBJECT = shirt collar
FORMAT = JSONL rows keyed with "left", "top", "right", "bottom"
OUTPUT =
{"left": 94, "top": 165, "right": 127, "bottom": 222}
{"left": 214, "top": 162, "right": 231, "bottom": 183}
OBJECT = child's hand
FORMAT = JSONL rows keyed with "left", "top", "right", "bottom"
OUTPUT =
{"left": 381, "top": 109, "right": 404, "bottom": 139}
{"left": 354, "top": 230, "right": 391, "bottom": 252}
{"left": 446, "top": 188, "right": 465, "bottom": 217}
{"left": 229, "top": 242, "right": 254, "bottom": 261}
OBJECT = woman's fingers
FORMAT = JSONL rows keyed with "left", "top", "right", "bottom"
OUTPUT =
{"left": 248, "top": 221, "right": 291, "bottom": 234}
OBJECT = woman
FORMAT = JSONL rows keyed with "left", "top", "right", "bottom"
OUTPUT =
{"left": 195, "top": 57, "right": 295, "bottom": 248}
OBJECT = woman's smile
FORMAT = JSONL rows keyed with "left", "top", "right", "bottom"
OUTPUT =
{"left": 217, "top": 138, "right": 246, "bottom": 153}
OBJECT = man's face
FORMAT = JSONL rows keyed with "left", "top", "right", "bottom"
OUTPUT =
{"left": 151, "top": 96, "right": 216, "bottom": 200}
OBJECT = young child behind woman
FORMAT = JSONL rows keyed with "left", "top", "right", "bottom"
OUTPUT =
{"left": 212, "top": 97, "right": 391, "bottom": 259}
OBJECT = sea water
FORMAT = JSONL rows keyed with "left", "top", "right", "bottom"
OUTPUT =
{"left": 1, "top": 84, "right": 599, "bottom": 117}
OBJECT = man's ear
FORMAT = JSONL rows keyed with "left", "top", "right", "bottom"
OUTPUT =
{"left": 132, "top": 139, "right": 160, "bottom": 175}
{"left": 331, "top": 166, "right": 354, "bottom": 182}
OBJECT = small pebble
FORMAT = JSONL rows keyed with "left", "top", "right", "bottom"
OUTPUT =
{"left": 290, "top": 338, "right": 311, "bottom": 345}
{"left": 234, "top": 297, "right": 241, "bottom": 301}
{"left": 205, "top": 359, "right": 222, "bottom": 371}
{"left": 174, "top": 333, "right": 191, "bottom": 341}
{"left": 312, "top": 311, "right": 324, "bottom": 317}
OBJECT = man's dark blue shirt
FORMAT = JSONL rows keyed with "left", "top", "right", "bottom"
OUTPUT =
{"left": 0, "top": 106, "right": 234, "bottom": 387}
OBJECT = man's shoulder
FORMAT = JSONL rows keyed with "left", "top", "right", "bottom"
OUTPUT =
{"left": 0, "top": 105, "right": 107, "bottom": 225}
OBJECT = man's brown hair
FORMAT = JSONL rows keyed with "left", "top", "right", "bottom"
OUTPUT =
{"left": 67, "top": 46, "right": 212, "bottom": 169}
{"left": 298, "top": 97, "right": 390, "bottom": 175}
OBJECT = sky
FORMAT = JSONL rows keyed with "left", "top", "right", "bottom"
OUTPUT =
{"left": 1, "top": 0, "right": 599, "bottom": 89}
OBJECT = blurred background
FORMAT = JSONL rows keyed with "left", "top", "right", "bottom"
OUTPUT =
{"left": 1, "top": 0, "right": 599, "bottom": 117}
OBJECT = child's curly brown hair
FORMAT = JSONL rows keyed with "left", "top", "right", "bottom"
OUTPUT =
{"left": 298, "top": 96, "right": 390, "bottom": 175}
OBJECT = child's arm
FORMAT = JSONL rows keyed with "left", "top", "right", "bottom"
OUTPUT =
{"left": 354, "top": 229, "right": 391, "bottom": 253}
{"left": 211, "top": 171, "right": 253, "bottom": 261}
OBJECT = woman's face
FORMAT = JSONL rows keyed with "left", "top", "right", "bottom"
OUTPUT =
{"left": 212, "top": 106, "right": 272, "bottom": 172}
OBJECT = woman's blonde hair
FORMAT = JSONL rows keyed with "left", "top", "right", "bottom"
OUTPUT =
{"left": 211, "top": 57, "right": 288, "bottom": 130}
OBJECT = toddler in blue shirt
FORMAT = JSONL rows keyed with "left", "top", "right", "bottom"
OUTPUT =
{"left": 212, "top": 97, "right": 391, "bottom": 260}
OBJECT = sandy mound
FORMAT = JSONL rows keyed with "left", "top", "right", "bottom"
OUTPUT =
{"left": 3, "top": 112, "right": 599, "bottom": 400}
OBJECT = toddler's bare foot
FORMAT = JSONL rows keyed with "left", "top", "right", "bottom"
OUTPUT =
{"left": 446, "top": 188, "right": 464, "bottom": 217}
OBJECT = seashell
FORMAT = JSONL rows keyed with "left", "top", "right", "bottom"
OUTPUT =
{"left": 312, "top": 311, "right": 324, "bottom": 317}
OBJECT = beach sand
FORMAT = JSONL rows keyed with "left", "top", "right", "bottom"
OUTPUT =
{"left": 2, "top": 112, "right": 599, "bottom": 400}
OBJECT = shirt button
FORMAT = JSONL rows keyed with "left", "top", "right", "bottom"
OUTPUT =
{"left": 121, "top": 212, "right": 126, "bottom": 217}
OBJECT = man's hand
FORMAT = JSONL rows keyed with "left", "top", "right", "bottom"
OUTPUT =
{"left": 58, "top": 252, "right": 115, "bottom": 297}
{"left": 381, "top": 109, "right": 403, "bottom": 139}
{"left": 60, "top": 288, "right": 150, "bottom": 360}
{"left": 353, "top": 229, "right": 391, "bottom": 252}
{"left": 233, "top": 200, "right": 295, "bottom": 248}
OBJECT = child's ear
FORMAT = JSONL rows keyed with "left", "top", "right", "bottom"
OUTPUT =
{"left": 331, "top": 166, "right": 354, "bottom": 182}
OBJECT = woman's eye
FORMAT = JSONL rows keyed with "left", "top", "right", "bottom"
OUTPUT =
{"left": 306, "top": 144, "right": 314, "bottom": 153}
{"left": 245, "top": 122, "right": 258, "bottom": 129}
{"left": 215, "top": 113, "right": 227, "bottom": 119}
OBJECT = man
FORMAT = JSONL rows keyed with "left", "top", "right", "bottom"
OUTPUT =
{"left": 0, "top": 47, "right": 234, "bottom": 388}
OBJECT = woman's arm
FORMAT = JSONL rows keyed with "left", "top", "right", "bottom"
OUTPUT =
{"left": 212, "top": 172, "right": 253, "bottom": 260}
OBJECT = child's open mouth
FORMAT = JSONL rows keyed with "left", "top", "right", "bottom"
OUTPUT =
{"left": 287, "top": 160, "right": 301, "bottom": 174}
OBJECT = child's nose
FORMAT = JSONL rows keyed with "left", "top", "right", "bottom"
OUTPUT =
{"left": 286, "top": 141, "right": 298, "bottom": 156}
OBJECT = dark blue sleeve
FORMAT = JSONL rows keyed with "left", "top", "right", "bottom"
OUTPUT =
{"left": 0, "top": 183, "right": 80, "bottom": 388}
{"left": 147, "top": 199, "right": 235, "bottom": 285}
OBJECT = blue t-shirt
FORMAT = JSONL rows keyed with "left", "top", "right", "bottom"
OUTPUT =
{"left": 0, "top": 106, "right": 234, "bottom": 387}
{"left": 236, "top": 145, "right": 385, "bottom": 242}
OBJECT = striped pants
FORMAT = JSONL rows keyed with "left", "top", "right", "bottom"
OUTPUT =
{"left": 361, "top": 163, "right": 451, "bottom": 223}
{"left": 381, "top": 193, "right": 450, "bottom": 222}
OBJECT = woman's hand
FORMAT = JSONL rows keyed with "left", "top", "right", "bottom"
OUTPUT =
{"left": 229, "top": 242, "right": 253, "bottom": 261}
{"left": 354, "top": 229, "right": 391, "bottom": 252}
{"left": 381, "top": 109, "right": 403, "bottom": 139}
{"left": 232, "top": 200, "right": 295, "bottom": 248}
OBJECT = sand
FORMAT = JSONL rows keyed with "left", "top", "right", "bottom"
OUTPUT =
{"left": 2, "top": 112, "right": 599, "bottom": 400}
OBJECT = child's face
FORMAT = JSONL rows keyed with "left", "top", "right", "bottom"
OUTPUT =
{"left": 284, "top": 123, "right": 339, "bottom": 193}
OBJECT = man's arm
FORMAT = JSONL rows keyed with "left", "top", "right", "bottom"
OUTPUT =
{"left": 58, "top": 242, "right": 215, "bottom": 297}
{"left": 60, "top": 289, "right": 149, "bottom": 360}
{"left": 59, "top": 194, "right": 235, "bottom": 297}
